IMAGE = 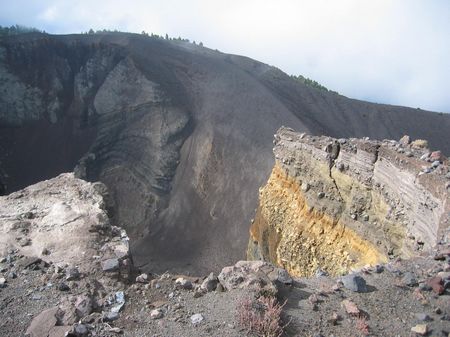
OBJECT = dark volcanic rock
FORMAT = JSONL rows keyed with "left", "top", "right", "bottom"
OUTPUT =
{"left": 1, "top": 32, "right": 450, "bottom": 274}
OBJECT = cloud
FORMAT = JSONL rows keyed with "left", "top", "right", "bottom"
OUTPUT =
{"left": 0, "top": 0, "right": 449, "bottom": 112}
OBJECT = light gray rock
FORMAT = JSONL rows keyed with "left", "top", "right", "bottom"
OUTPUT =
{"left": 150, "top": 309, "right": 164, "bottom": 319}
{"left": 341, "top": 274, "right": 367, "bottom": 292}
{"left": 218, "top": 260, "right": 290, "bottom": 294}
{"left": 190, "top": 313, "right": 204, "bottom": 325}
{"left": 402, "top": 272, "right": 418, "bottom": 287}
{"left": 104, "top": 311, "right": 119, "bottom": 322}
{"left": 175, "top": 277, "right": 193, "bottom": 290}
{"left": 136, "top": 273, "right": 149, "bottom": 283}
{"left": 101, "top": 258, "right": 119, "bottom": 272}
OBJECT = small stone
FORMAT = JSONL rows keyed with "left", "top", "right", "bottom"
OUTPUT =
{"left": 315, "top": 268, "right": 328, "bottom": 277}
{"left": 341, "top": 274, "right": 367, "bottom": 292}
{"left": 104, "top": 312, "right": 119, "bottom": 322}
{"left": 301, "top": 182, "right": 310, "bottom": 192}
{"left": 19, "top": 237, "right": 31, "bottom": 247}
{"left": 426, "top": 276, "right": 444, "bottom": 295}
{"left": 317, "top": 192, "right": 325, "bottom": 199}
{"left": 362, "top": 214, "right": 369, "bottom": 221}
{"left": 431, "top": 160, "right": 440, "bottom": 168}
{"left": 415, "top": 313, "right": 432, "bottom": 322}
{"left": 66, "top": 267, "right": 80, "bottom": 281}
{"left": 341, "top": 299, "right": 360, "bottom": 316}
{"left": 190, "top": 313, "right": 204, "bottom": 325}
{"left": 7, "top": 271, "right": 17, "bottom": 279}
{"left": 107, "top": 327, "right": 122, "bottom": 334}
{"left": 420, "top": 153, "right": 430, "bottom": 161}
{"left": 150, "top": 309, "right": 163, "bottom": 319}
{"left": 75, "top": 295, "right": 93, "bottom": 318}
{"left": 216, "top": 283, "right": 224, "bottom": 292}
{"left": 328, "top": 312, "right": 341, "bottom": 325}
{"left": 402, "top": 272, "right": 418, "bottom": 287}
{"left": 308, "top": 294, "right": 319, "bottom": 304}
{"left": 201, "top": 273, "right": 219, "bottom": 292}
{"left": 0, "top": 277, "right": 6, "bottom": 288}
{"left": 101, "top": 258, "right": 119, "bottom": 272}
{"left": 430, "top": 150, "right": 443, "bottom": 161}
{"left": 411, "top": 324, "right": 428, "bottom": 335}
{"left": 74, "top": 323, "right": 88, "bottom": 336}
{"left": 399, "top": 135, "right": 411, "bottom": 145}
{"left": 193, "top": 290, "right": 203, "bottom": 298}
{"left": 418, "top": 283, "right": 432, "bottom": 292}
{"left": 23, "top": 211, "right": 34, "bottom": 219}
{"left": 41, "top": 248, "right": 51, "bottom": 256}
{"left": 373, "top": 265, "right": 384, "bottom": 273}
{"left": 411, "top": 139, "right": 428, "bottom": 149}
{"left": 136, "top": 273, "right": 149, "bottom": 283}
{"left": 175, "top": 277, "right": 193, "bottom": 290}
{"left": 58, "top": 282, "right": 70, "bottom": 291}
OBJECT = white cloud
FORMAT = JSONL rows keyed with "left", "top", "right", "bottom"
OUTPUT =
{"left": 0, "top": 0, "right": 449, "bottom": 112}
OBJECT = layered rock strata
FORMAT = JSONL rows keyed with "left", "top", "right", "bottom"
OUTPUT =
{"left": 248, "top": 127, "right": 450, "bottom": 277}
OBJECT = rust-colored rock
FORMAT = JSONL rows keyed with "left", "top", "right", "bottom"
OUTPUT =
{"left": 426, "top": 276, "right": 444, "bottom": 295}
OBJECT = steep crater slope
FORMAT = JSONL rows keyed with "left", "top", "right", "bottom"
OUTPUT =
{"left": 1, "top": 32, "right": 450, "bottom": 273}
{"left": 249, "top": 127, "right": 450, "bottom": 276}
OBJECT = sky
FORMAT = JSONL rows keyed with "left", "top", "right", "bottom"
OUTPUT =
{"left": 1, "top": 0, "right": 449, "bottom": 113}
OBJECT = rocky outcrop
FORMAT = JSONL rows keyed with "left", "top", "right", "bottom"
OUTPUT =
{"left": 0, "top": 173, "right": 131, "bottom": 274}
{"left": 248, "top": 127, "right": 450, "bottom": 277}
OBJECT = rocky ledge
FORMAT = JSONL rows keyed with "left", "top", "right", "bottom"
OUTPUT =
{"left": 248, "top": 127, "right": 450, "bottom": 277}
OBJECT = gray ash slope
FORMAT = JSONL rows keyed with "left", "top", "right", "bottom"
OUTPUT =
{"left": 1, "top": 32, "right": 449, "bottom": 274}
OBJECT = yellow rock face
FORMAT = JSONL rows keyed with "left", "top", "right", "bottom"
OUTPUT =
{"left": 248, "top": 163, "right": 388, "bottom": 277}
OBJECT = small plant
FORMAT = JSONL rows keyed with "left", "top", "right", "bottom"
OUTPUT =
{"left": 355, "top": 315, "right": 370, "bottom": 336}
{"left": 237, "top": 295, "right": 287, "bottom": 337}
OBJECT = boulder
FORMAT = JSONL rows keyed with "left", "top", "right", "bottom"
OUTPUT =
{"left": 218, "top": 260, "right": 291, "bottom": 293}
{"left": 341, "top": 274, "right": 367, "bottom": 292}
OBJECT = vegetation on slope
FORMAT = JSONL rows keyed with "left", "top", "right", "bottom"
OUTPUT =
{"left": 290, "top": 74, "right": 338, "bottom": 94}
